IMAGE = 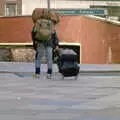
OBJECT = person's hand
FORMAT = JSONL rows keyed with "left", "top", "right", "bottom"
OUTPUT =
{"left": 55, "top": 46, "right": 59, "bottom": 50}
{"left": 33, "top": 41, "right": 38, "bottom": 51}
{"left": 54, "top": 46, "right": 59, "bottom": 52}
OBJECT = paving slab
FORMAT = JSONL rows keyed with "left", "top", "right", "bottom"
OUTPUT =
{"left": 0, "top": 62, "right": 120, "bottom": 119}
{"left": 1, "top": 62, "right": 120, "bottom": 73}
{"left": 0, "top": 73, "right": 119, "bottom": 119}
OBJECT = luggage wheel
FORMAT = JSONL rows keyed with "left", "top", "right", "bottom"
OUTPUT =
{"left": 61, "top": 74, "right": 79, "bottom": 80}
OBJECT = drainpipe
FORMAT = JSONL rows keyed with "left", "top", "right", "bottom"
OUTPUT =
{"left": 108, "top": 46, "right": 112, "bottom": 64}
{"left": 47, "top": 0, "right": 50, "bottom": 9}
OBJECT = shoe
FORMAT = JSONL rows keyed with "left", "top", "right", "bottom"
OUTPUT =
{"left": 47, "top": 74, "right": 52, "bottom": 79}
{"left": 33, "top": 74, "right": 40, "bottom": 78}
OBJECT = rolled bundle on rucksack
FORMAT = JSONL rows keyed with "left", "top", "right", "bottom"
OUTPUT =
{"left": 32, "top": 8, "right": 44, "bottom": 23}
{"left": 32, "top": 8, "right": 60, "bottom": 24}
{"left": 48, "top": 10, "right": 60, "bottom": 24}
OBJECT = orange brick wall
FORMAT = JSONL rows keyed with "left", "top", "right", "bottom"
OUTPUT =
{"left": 105, "top": 23, "right": 120, "bottom": 64}
{"left": 0, "top": 16, "right": 120, "bottom": 64}
{"left": 79, "top": 17, "right": 109, "bottom": 64}
{"left": 56, "top": 16, "right": 120, "bottom": 64}
{"left": 0, "top": 16, "right": 33, "bottom": 43}
{"left": 78, "top": 17, "right": 120, "bottom": 64}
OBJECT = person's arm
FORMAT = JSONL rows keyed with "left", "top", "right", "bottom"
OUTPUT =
{"left": 31, "top": 26, "right": 38, "bottom": 50}
{"left": 31, "top": 26, "right": 37, "bottom": 39}
{"left": 53, "top": 31, "right": 59, "bottom": 49}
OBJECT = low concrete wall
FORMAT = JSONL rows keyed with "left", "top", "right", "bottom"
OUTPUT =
{"left": 0, "top": 48, "right": 49, "bottom": 62}
{"left": 11, "top": 48, "right": 35, "bottom": 62}
{"left": 0, "top": 48, "right": 11, "bottom": 61}
{"left": 0, "top": 48, "right": 35, "bottom": 62}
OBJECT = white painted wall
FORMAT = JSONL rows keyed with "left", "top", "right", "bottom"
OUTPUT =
{"left": 22, "top": 0, "right": 120, "bottom": 15}
{"left": 22, "top": 0, "right": 90, "bottom": 15}
{"left": 22, "top": 0, "right": 47, "bottom": 15}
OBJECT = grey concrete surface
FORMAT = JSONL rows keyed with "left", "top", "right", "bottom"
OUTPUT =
{"left": 0, "top": 62, "right": 120, "bottom": 119}
{"left": 0, "top": 62, "right": 120, "bottom": 73}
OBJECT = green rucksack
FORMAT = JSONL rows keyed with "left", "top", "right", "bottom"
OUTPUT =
{"left": 34, "top": 19, "right": 54, "bottom": 41}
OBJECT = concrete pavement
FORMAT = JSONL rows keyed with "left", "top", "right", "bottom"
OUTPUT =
{"left": 0, "top": 62, "right": 120, "bottom": 119}
{"left": 1, "top": 62, "right": 120, "bottom": 73}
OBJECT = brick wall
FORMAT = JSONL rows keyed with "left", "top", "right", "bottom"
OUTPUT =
{"left": 79, "top": 17, "right": 109, "bottom": 64}
{"left": 0, "top": 16, "right": 33, "bottom": 43}
{"left": 56, "top": 16, "right": 120, "bottom": 64}
{"left": 0, "top": 16, "right": 120, "bottom": 63}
